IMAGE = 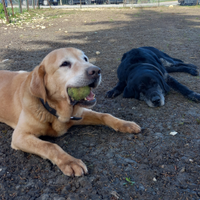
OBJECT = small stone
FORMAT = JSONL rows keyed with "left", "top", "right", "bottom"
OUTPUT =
{"left": 180, "top": 167, "right": 185, "bottom": 173}
{"left": 170, "top": 131, "right": 178, "bottom": 136}
{"left": 96, "top": 51, "right": 100, "bottom": 55}
{"left": 153, "top": 177, "right": 157, "bottom": 182}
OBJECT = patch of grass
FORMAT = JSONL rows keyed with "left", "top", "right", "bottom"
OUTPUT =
{"left": 0, "top": 3, "right": 21, "bottom": 19}
{"left": 0, "top": 3, "right": 3, "bottom": 14}
{"left": 0, "top": 3, "right": 8, "bottom": 19}
{"left": 196, "top": 118, "right": 200, "bottom": 124}
{"left": 123, "top": 177, "right": 135, "bottom": 186}
{"left": 0, "top": 8, "right": 76, "bottom": 24}
{"left": 186, "top": 5, "right": 200, "bottom": 8}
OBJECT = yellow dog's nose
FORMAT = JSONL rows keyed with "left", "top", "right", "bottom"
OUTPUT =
{"left": 86, "top": 66, "right": 101, "bottom": 79}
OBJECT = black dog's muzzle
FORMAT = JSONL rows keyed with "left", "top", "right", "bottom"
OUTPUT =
{"left": 151, "top": 95, "right": 161, "bottom": 107}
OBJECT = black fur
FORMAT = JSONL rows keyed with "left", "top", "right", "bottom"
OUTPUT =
{"left": 106, "top": 46, "right": 200, "bottom": 107}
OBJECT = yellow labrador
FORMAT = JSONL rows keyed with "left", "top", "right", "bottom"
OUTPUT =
{"left": 0, "top": 48, "right": 141, "bottom": 176}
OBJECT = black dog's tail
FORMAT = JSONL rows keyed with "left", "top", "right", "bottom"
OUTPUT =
{"left": 167, "top": 75, "right": 200, "bottom": 102}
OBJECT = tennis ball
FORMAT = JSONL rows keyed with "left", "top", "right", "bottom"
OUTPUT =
{"left": 68, "top": 86, "right": 90, "bottom": 101}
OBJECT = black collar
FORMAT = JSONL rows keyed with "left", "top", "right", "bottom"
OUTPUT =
{"left": 40, "top": 98, "right": 58, "bottom": 117}
{"left": 142, "top": 63, "right": 165, "bottom": 78}
{"left": 39, "top": 98, "right": 82, "bottom": 120}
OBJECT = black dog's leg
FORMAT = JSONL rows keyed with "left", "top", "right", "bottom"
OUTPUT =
{"left": 165, "top": 66, "right": 199, "bottom": 76}
{"left": 167, "top": 75, "right": 200, "bottom": 102}
{"left": 175, "top": 63, "right": 198, "bottom": 69}
{"left": 106, "top": 81, "right": 126, "bottom": 98}
{"left": 165, "top": 63, "right": 199, "bottom": 76}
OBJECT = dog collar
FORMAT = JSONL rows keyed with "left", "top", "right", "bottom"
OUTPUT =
{"left": 39, "top": 98, "right": 82, "bottom": 120}
{"left": 142, "top": 63, "right": 164, "bottom": 78}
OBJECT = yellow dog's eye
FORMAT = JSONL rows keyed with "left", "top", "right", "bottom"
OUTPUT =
{"left": 60, "top": 61, "right": 71, "bottom": 68}
{"left": 84, "top": 57, "right": 88, "bottom": 62}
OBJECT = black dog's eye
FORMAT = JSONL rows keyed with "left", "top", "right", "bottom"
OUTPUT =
{"left": 84, "top": 57, "right": 88, "bottom": 62}
{"left": 139, "top": 84, "right": 145, "bottom": 91}
{"left": 60, "top": 61, "right": 71, "bottom": 68}
{"left": 150, "top": 80, "right": 157, "bottom": 86}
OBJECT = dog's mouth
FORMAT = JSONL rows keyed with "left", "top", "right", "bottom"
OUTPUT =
{"left": 67, "top": 86, "right": 96, "bottom": 107}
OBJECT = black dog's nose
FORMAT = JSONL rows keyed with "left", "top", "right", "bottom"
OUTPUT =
{"left": 86, "top": 66, "right": 101, "bottom": 79}
{"left": 152, "top": 96, "right": 160, "bottom": 106}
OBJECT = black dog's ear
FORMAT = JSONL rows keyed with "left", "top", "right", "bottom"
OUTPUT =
{"left": 158, "top": 76, "right": 170, "bottom": 94}
{"left": 123, "top": 86, "right": 139, "bottom": 99}
{"left": 121, "top": 52, "right": 127, "bottom": 62}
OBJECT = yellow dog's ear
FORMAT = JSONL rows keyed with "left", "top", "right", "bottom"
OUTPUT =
{"left": 30, "top": 65, "right": 47, "bottom": 102}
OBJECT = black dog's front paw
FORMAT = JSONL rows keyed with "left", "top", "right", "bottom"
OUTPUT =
{"left": 188, "top": 92, "right": 200, "bottom": 102}
{"left": 106, "top": 89, "right": 121, "bottom": 98}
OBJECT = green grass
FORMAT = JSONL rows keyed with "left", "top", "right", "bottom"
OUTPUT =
{"left": 123, "top": 177, "right": 135, "bottom": 186}
{"left": 0, "top": 3, "right": 26, "bottom": 20}
{"left": 0, "top": 5, "right": 76, "bottom": 24}
{"left": 0, "top": 3, "right": 8, "bottom": 19}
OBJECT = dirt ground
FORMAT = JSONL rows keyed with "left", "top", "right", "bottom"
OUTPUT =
{"left": 0, "top": 6, "right": 200, "bottom": 200}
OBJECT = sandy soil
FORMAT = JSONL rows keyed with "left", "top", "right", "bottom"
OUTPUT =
{"left": 0, "top": 6, "right": 200, "bottom": 200}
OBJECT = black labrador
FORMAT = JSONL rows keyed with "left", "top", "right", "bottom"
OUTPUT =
{"left": 106, "top": 46, "right": 200, "bottom": 107}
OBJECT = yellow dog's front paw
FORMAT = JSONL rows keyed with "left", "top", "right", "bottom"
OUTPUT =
{"left": 58, "top": 158, "right": 88, "bottom": 177}
{"left": 116, "top": 121, "right": 141, "bottom": 134}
